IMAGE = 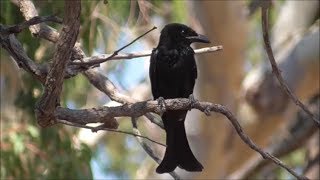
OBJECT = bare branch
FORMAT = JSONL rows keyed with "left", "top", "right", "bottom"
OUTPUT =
{"left": 71, "top": 45, "right": 223, "bottom": 66}
{"left": 70, "top": 26, "right": 156, "bottom": 67}
{"left": 57, "top": 119, "right": 165, "bottom": 147}
{"left": 35, "top": 0, "right": 81, "bottom": 127}
{"left": 83, "top": 70, "right": 164, "bottom": 129}
{"left": 229, "top": 95, "right": 319, "bottom": 179}
{"left": 19, "top": 0, "right": 60, "bottom": 42}
{"left": 11, "top": 1, "right": 307, "bottom": 178}
{"left": 0, "top": 33, "right": 47, "bottom": 83}
{"left": 6, "top": 15, "right": 62, "bottom": 34}
{"left": 15, "top": 0, "right": 163, "bottom": 130}
{"left": 261, "top": 5, "right": 320, "bottom": 127}
{"left": 54, "top": 97, "right": 307, "bottom": 179}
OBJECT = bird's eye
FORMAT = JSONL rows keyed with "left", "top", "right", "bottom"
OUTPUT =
{"left": 181, "top": 30, "right": 185, "bottom": 35}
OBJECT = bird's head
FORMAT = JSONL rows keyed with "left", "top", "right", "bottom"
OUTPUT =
{"left": 158, "top": 23, "right": 210, "bottom": 47}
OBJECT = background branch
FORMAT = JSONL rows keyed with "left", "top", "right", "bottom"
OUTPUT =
{"left": 261, "top": 4, "right": 320, "bottom": 127}
{"left": 229, "top": 94, "right": 319, "bottom": 179}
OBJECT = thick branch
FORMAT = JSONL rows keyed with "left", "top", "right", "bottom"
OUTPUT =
{"left": 0, "top": 33, "right": 47, "bottom": 83}
{"left": 15, "top": 0, "right": 163, "bottom": 129}
{"left": 55, "top": 97, "right": 307, "bottom": 179}
{"left": 261, "top": 4, "right": 320, "bottom": 127}
{"left": 35, "top": 0, "right": 81, "bottom": 127}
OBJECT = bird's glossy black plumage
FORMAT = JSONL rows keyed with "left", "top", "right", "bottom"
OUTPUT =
{"left": 149, "top": 23, "right": 210, "bottom": 173}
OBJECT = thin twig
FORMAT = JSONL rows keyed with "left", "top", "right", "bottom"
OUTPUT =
{"left": 261, "top": 6, "right": 320, "bottom": 127}
{"left": 71, "top": 26, "right": 157, "bottom": 67}
{"left": 57, "top": 119, "right": 165, "bottom": 147}
{"left": 131, "top": 117, "right": 180, "bottom": 180}
{"left": 197, "top": 102, "right": 309, "bottom": 180}
{"left": 228, "top": 95, "right": 319, "bottom": 179}
{"left": 6, "top": 15, "right": 62, "bottom": 34}
{"left": 71, "top": 45, "right": 223, "bottom": 66}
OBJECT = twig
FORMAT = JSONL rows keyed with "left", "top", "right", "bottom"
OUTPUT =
{"left": 57, "top": 119, "right": 165, "bottom": 147}
{"left": 71, "top": 45, "right": 223, "bottom": 66}
{"left": 71, "top": 26, "right": 157, "bottom": 67}
{"left": 261, "top": 5, "right": 320, "bottom": 127}
{"left": 6, "top": 15, "right": 62, "bottom": 34}
{"left": 199, "top": 103, "right": 309, "bottom": 180}
{"left": 131, "top": 117, "right": 180, "bottom": 180}
{"left": 228, "top": 95, "right": 319, "bottom": 179}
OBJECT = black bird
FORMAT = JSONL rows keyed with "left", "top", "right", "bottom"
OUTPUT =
{"left": 149, "top": 23, "right": 210, "bottom": 173}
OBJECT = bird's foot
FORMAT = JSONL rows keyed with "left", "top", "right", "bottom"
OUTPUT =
{"left": 204, "top": 107, "right": 211, "bottom": 116}
{"left": 188, "top": 94, "right": 198, "bottom": 111}
{"left": 156, "top": 97, "right": 166, "bottom": 115}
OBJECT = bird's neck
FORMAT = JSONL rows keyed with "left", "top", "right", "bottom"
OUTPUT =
{"left": 157, "top": 40, "right": 190, "bottom": 50}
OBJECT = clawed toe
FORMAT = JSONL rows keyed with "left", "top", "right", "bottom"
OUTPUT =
{"left": 156, "top": 97, "right": 166, "bottom": 115}
{"left": 204, "top": 107, "right": 211, "bottom": 116}
{"left": 188, "top": 94, "right": 198, "bottom": 110}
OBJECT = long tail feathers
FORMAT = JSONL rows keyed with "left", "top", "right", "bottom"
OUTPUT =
{"left": 156, "top": 111, "right": 203, "bottom": 174}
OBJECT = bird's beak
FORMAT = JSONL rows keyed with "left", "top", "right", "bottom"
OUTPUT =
{"left": 186, "top": 34, "right": 210, "bottom": 43}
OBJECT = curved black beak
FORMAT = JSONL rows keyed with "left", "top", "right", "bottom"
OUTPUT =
{"left": 186, "top": 34, "right": 210, "bottom": 43}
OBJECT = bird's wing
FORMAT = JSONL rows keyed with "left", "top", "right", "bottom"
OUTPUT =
{"left": 176, "top": 47, "right": 198, "bottom": 97}
{"left": 149, "top": 49, "right": 160, "bottom": 99}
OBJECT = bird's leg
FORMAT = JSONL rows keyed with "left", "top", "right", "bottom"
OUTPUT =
{"left": 156, "top": 97, "right": 166, "bottom": 115}
{"left": 188, "top": 94, "right": 198, "bottom": 111}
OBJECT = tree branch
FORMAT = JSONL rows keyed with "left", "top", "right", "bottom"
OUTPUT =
{"left": 14, "top": 0, "right": 163, "bottom": 130}
{"left": 54, "top": 97, "right": 307, "bottom": 179}
{"left": 229, "top": 94, "right": 319, "bottom": 179}
{"left": 71, "top": 45, "right": 223, "bottom": 66}
{"left": 70, "top": 26, "right": 157, "bottom": 67}
{"left": 0, "top": 33, "right": 47, "bottom": 83}
{"left": 10, "top": 1, "right": 307, "bottom": 178}
{"left": 19, "top": 0, "right": 61, "bottom": 42}
{"left": 83, "top": 70, "right": 164, "bottom": 129}
{"left": 6, "top": 15, "right": 62, "bottom": 34}
{"left": 35, "top": 0, "right": 81, "bottom": 127}
{"left": 57, "top": 119, "right": 165, "bottom": 147}
{"left": 261, "top": 3, "right": 320, "bottom": 127}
